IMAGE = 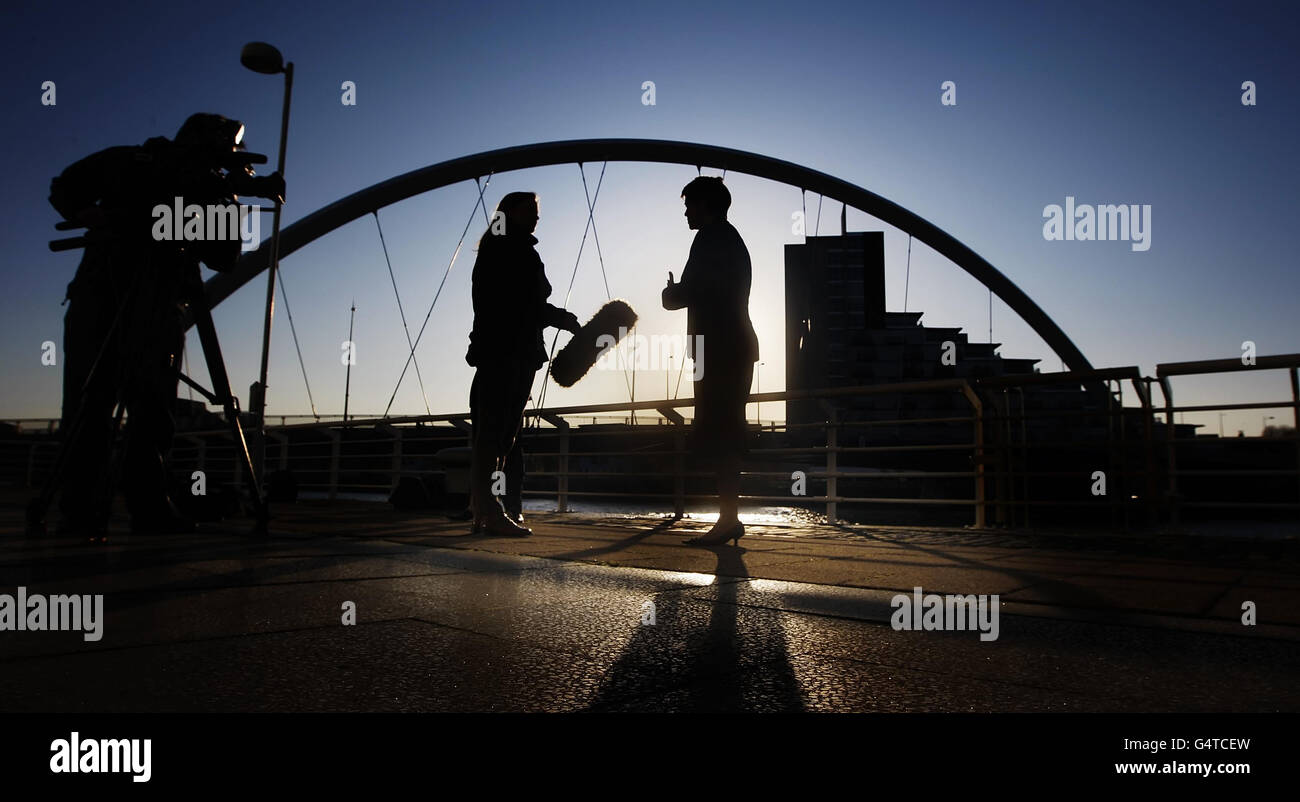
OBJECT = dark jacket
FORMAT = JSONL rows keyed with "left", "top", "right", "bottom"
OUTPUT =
{"left": 661, "top": 221, "right": 760, "bottom": 367}
{"left": 466, "top": 232, "right": 570, "bottom": 369}
{"left": 50, "top": 136, "right": 242, "bottom": 300}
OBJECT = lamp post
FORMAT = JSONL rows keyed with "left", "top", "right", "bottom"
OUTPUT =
{"left": 756, "top": 361, "right": 765, "bottom": 427}
{"left": 241, "top": 41, "right": 293, "bottom": 476}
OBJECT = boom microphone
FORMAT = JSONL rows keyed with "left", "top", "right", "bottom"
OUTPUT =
{"left": 550, "top": 299, "right": 638, "bottom": 387}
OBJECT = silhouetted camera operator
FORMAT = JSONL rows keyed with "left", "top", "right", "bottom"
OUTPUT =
{"left": 48, "top": 113, "right": 284, "bottom": 536}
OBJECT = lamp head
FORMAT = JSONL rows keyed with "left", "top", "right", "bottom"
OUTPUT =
{"left": 240, "top": 42, "right": 285, "bottom": 74}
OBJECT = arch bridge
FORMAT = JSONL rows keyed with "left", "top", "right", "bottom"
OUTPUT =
{"left": 208, "top": 138, "right": 1094, "bottom": 376}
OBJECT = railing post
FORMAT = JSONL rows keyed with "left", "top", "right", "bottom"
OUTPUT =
{"left": 1015, "top": 387, "right": 1029, "bottom": 529}
{"left": 826, "top": 406, "right": 838, "bottom": 525}
{"left": 656, "top": 405, "right": 686, "bottom": 519}
{"left": 541, "top": 414, "right": 570, "bottom": 513}
{"left": 326, "top": 428, "right": 341, "bottom": 501}
{"left": 379, "top": 426, "right": 403, "bottom": 493}
{"left": 264, "top": 431, "right": 289, "bottom": 475}
{"left": 557, "top": 424, "right": 569, "bottom": 513}
{"left": 993, "top": 390, "right": 1008, "bottom": 527}
{"left": 673, "top": 427, "right": 685, "bottom": 519}
{"left": 1158, "top": 376, "right": 1178, "bottom": 527}
{"left": 392, "top": 431, "right": 403, "bottom": 493}
{"left": 675, "top": 415, "right": 688, "bottom": 520}
{"left": 1106, "top": 379, "right": 1119, "bottom": 530}
{"left": 1113, "top": 379, "right": 1132, "bottom": 531}
{"left": 960, "top": 383, "right": 986, "bottom": 528}
{"left": 1292, "top": 367, "right": 1299, "bottom": 506}
{"left": 1136, "top": 377, "right": 1156, "bottom": 528}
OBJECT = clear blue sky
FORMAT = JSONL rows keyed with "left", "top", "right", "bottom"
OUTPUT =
{"left": 2, "top": 0, "right": 1296, "bottom": 435}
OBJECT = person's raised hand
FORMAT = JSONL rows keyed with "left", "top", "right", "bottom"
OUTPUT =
{"left": 562, "top": 310, "right": 581, "bottom": 334}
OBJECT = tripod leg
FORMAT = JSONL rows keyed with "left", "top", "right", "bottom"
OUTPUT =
{"left": 29, "top": 285, "right": 132, "bottom": 534}
{"left": 27, "top": 399, "right": 89, "bottom": 533}
{"left": 28, "top": 391, "right": 92, "bottom": 533}
{"left": 188, "top": 279, "right": 269, "bottom": 534}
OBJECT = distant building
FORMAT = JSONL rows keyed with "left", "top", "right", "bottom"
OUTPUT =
{"left": 785, "top": 232, "right": 1043, "bottom": 429}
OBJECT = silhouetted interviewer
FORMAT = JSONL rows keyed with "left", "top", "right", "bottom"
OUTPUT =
{"left": 466, "top": 192, "right": 580, "bottom": 536}
{"left": 663, "top": 177, "right": 759, "bottom": 546}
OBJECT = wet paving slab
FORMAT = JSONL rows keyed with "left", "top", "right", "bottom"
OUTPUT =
{"left": 2, "top": 501, "right": 1298, "bottom": 712}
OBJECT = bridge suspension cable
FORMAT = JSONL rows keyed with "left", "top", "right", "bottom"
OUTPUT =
{"left": 373, "top": 210, "right": 431, "bottom": 415}
{"left": 533, "top": 161, "right": 624, "bottom": 418}
{"left": 578, "top": 162, "right": 637, "bottom": 414}
{"left": 275, "top": 269, "right": 318, "bottom": 419}
{"left": 382, "top": 174, "right": 493, "bottom": 417}
{"left": 904, "top": 234, "right": 913, "bottom": 313}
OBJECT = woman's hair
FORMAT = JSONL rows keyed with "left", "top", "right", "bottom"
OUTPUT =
{"left": 681, "top": 176, "right": 730, "bottom": 218}
{"left": 475, "top": 191, "right": 538, "bottom": 249}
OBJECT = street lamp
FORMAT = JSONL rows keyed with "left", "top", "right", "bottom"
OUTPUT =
{"left": 241, "top": 41, "right": 294, "bottom": 475}
{"left": 756, "top": 361, "right": 765, "bottom": 427}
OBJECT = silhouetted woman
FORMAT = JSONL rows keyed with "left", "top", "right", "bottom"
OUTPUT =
{"left": 662, "top": 177, "right": 759, "bottom": 546}
{"left": 466, "top": 192, "right": 580, "bottom": 536}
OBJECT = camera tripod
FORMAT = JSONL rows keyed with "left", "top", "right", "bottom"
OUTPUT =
{"left": 28, "top": 222, "right": 269, "bottom": 536}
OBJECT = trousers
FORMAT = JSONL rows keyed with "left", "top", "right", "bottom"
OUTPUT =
{"left": 469, "top": 359, "right": 536, "bottom": 515}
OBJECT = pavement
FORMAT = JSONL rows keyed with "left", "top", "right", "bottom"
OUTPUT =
{"left": 1, "top": 497, "right": 1298, "bottom": 712}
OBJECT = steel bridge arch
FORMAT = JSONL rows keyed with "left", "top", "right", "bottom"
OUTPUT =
{"left": 207, "top": 138, "right": 1093, "bottom": 373}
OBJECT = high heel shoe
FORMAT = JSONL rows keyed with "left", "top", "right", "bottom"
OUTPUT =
{"left": 476, "top": 508, "right": 532, "bottom": 537}
{"left": 683, "top": 522, "right": 744, "bottom": 546}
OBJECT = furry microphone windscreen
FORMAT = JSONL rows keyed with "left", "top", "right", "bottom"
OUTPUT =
{"left": 550, "top": 299, "right": 639, "bottom": 387}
